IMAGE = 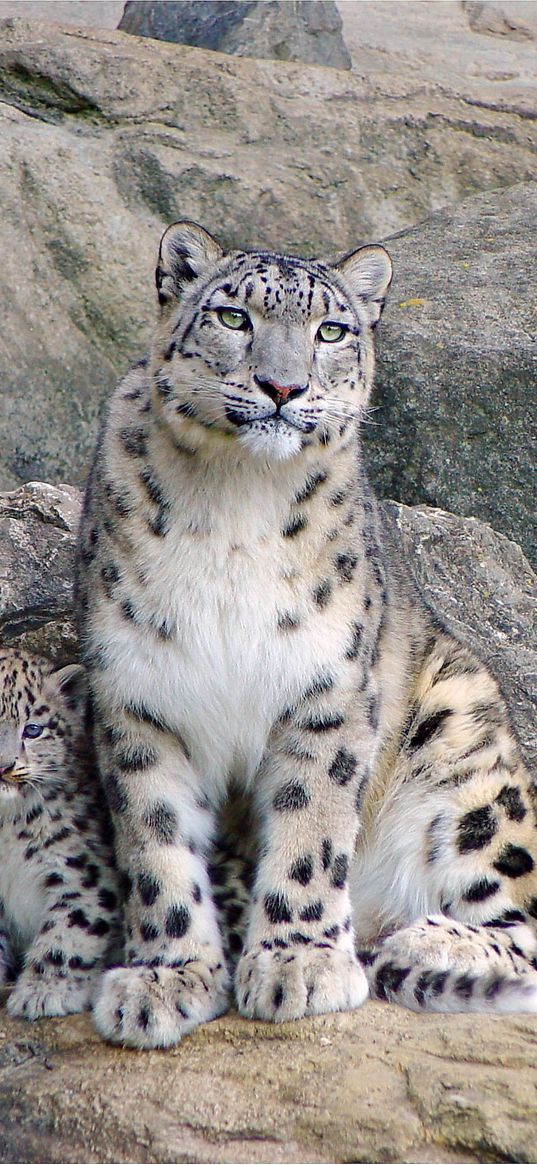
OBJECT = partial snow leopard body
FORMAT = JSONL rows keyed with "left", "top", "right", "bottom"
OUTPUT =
{"left": 77, "top": 223, "right": 537, "bottom": 1047}
{"left": 0, "top": 650, "right": 121, "bottom": 1018}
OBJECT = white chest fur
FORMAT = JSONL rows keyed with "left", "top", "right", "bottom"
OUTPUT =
{"left": 97, "top": 448, "right": 350, "bottom": 794}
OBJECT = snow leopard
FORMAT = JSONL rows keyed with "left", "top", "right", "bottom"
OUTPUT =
{"left": 0, "top": 649, "right": 121, "bottom": 1018}
{"left": 76, "top": 221, "right": 537, "bottom": 1047}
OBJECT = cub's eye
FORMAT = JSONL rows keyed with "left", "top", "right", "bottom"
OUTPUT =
{"left": 23, "top": 723, "right": 43, "bottom": 739}
{"left": 217, "top": 307, "right": 250, "bottom": 331}
{"left": 317, "top": 322, "right": 347, "bottom": 343}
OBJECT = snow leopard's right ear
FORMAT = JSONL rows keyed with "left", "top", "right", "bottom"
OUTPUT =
{"left": 156, "top": 221, "right": 224, "bottom": 309}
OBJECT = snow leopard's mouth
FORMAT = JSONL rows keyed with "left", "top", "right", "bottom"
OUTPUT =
{"left": 226, "top": 409, "right": 316, "bottom": 435}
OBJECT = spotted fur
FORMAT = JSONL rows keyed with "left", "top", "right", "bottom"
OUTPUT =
{"left": 77, "top": 223, "right": 537, "bottom": 1047}
{"left": 0, "top": 650, "right": 122, "bottom": 1018}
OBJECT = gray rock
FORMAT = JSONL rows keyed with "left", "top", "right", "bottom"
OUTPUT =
{"left": 0, "top": 1001, "right": 536, "bottom": 1162}
{"left": 0, "top": 481, "right": 80, "bottom": 662}
{"left": 118, "top": 0, "right": 352, "bottom": 69}
{"left": 368, "top": 183, "right": 537, "bottom": 566}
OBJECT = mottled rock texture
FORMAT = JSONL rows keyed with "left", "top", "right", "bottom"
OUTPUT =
{"left": 0, "top": 17, "right": 536, "bottom": 563}
{"left": 118, "top": 0, "right": 352, "bottom": 69}
{"left": 0, "top": 1001, "right": 536, "bottom": 1164}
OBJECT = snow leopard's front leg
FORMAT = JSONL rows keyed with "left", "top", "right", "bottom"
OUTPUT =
{"left": 91, "top": 712, "right": 229, "bottom": 1048}
{"left": 236, "top": 689, "right": 374, "bottom": 1021}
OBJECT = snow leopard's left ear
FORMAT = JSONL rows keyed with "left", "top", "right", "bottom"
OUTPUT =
{"left": 336, "top": 245, "right": 393, "bottom": 327}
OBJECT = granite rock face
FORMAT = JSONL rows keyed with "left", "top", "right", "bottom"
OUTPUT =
{"left": 0, "top": 482, "right": 81, "bottom": 662}
{"left": 370, "top": 183, "right": 537, "bottom": 565}
{"left": 118, "top": 0, "right": 352, "bottom": 69}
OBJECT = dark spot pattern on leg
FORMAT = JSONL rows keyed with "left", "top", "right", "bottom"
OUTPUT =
{"left": 264, "top": 892, "right": 293, "bottom": 924}
{"left": 331, "top": 854, "right": 349, "bottom": 889}
{"left": 138, "top": 873, "right": 162, "bottom": 907}
{"left": 273, "top": 782, "right": 311, "bottom": 812}
{"left": 288, "top": 855, "right": 314, "bottom": 885}
{"left": 165, "top": 904, "right": 191, "bottom": 938}
{"left": 408, "top": 709, "right": 451, "bottom": 751}
{"left": 493, "top": 844, "right": 534, "bottom": 879}
{"left": 462, "top": 877, "right": 501, "bottom": 902}
{"left": 495, "top": 785, "right": 527, "bottom": 822}
{"left": 299, "top": 900, "right": 324, "bottom": 923}
{"left": 116, "top": 744, "right": 159, "bottom": 773}
{"left": 144, "top": 800, "right": 178, "bottom": 845}
{"left": 328, "top": 747, "right": 357, "bottom": 786}
{"left": 457, "top": 805, "right": 498, "bottom": 853}
{"left": 321, "top": 838, "right": 333, "bottom": 871}
{"left": 313, "top": 579, "right": 333, "bottom": 609}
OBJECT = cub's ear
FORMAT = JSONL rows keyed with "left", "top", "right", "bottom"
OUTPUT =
{"left": 156, "top": 221, "right": 224, "bottom": 309}
{"left": 43, "top": 664, "right": 88, "bottom": 714}
{"left": 336, "top": 244, "right": 393, "bottom": 328}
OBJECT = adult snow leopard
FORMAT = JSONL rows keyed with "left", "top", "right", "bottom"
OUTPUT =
{"left": 76, "top": 222, "right": 537, "bottom": 1047}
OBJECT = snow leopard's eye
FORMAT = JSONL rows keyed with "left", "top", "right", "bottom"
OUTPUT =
{"left": 217, "top": 307, "right": 250, "bottom": 331}
{"left": 23, "top": 723, "right": 44, "bottom": 739}
{"left": 317, "top": 322, "right": 348, "bottom": 343}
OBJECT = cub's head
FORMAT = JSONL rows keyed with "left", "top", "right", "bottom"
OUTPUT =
{"left": 151, "top": 222, "right": 392, "bottom": 461}
{"left": 0, "top": 651, "right": 88, "bottom": 807}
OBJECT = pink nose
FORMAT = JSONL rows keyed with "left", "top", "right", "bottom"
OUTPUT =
{"left": 254, "top": 377, "right": 308, "bottom": 408}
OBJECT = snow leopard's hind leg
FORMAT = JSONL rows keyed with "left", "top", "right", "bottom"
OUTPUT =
{"left": 353, "top": 631, "right": 537, "bottom": 1013}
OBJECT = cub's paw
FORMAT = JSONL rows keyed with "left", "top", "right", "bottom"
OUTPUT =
{"left": 93, "top": 959, "right": 230, "bottom": 1048}
{"left": 236, "top": 944, "right": 368, "bottom": 1022}
{"left": 7, "top": 971, "right": 93, "bottom": 1019}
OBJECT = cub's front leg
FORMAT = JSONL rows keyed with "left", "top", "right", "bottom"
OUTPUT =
{"left": 91, "top": 714, "right": 229, "bottom": 1048}
{"left": 236, "top": 695, "right": 373, "bottom": 1021}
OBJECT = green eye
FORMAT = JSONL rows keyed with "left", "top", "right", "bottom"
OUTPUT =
{"left": 317, "top": 322, "right": 347, "bottom": 343}
{"left": 217, "top": 307, "right": 249, "bottom": 331}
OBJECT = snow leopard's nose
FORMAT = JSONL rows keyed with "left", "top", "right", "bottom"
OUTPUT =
{"left": 254, "top": 376, "right": 308, "bottom": 409}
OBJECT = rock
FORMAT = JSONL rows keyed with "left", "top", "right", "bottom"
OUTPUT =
{"left": 0, "top": 1001, "right": 535, "bottom": 1163}
{"left": 0, "top": 22, "right": 535, "bottom": 550}
{"left": 463, "top": 0, "right": 535, "bottom": 41}
{"left": 118, "top": 1, "right": 352, "bottom": 69}
{"left": 0, "top": 482, "right": 81, "bottom": 662}
{"left": 368, "top": 183, "right": 537, "bottom": 566}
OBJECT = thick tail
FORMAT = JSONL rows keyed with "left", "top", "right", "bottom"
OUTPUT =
{"left": 357, "top": 913, "right": 537, "bottom": 1014}
{"left": 361, "top": 952, "right": 537, "bottom": 1014}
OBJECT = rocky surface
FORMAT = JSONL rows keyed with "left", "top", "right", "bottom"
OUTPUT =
{"left": 0, "top": 18, "right": 536, "bottom": 542}
{"left": 0, "top": 999, "right": 536, "bottom": 1164}
{"left": 369, "top": 183, "right": 537, "bottom": 565}
{"left": 0, "top": 482, "right": 80, "bottom": 662}
{"left": 118, "top": 1, "right": 352, "bottom": 69}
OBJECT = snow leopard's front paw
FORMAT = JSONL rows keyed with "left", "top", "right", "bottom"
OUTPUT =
{"left": 92, "top": 958, "right": 230, "bottom": 1048}
{"left": 7, "top": 970, "right": 94, "bottom": 1019}
{"left": 236, "top": 944, "right": 369, "bottom": 1022}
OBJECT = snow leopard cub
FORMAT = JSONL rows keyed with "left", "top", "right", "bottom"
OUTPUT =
{"left": 77, "top": 222, "right": 537, "bottom": 1049}
{"left": 0, "top": 649, "right": 121, "bottom": 1019}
